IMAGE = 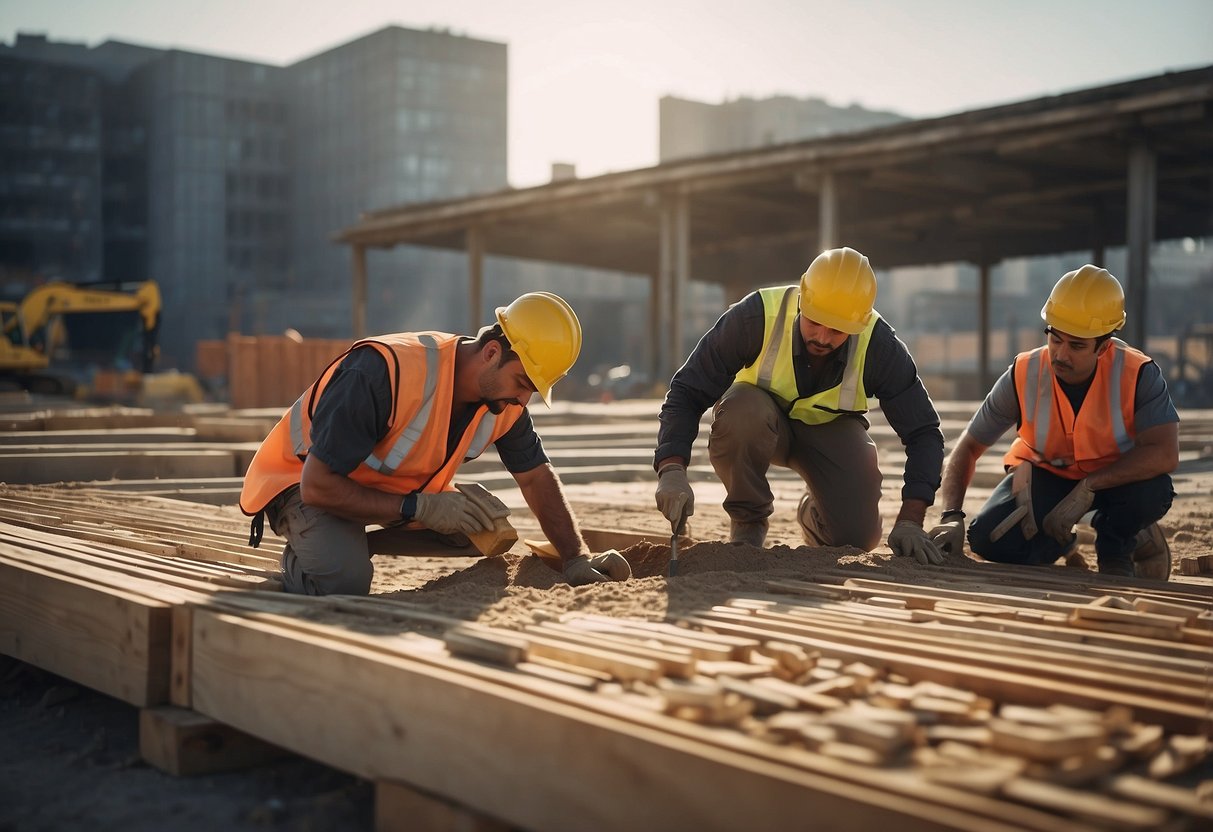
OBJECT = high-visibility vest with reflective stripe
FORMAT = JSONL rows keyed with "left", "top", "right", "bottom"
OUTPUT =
{"left": 239, "top": 332, "right": 523, "bottom": 515}
{"left": 1003, "top": 339, "right": 1148, "bottom": 479}
{"left": 733, "top": 285, "right": 877, "bottom": 426}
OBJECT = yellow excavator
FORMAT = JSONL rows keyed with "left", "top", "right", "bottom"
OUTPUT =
{"left": 0, "top": 280, "right": 202, "bottom": 402}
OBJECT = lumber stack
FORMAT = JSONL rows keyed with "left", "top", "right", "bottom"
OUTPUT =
{"left": 2, "top": 489, "right": 1212, "bottom": 829}
{"left": 163, "top": 564, "right": 1210, "bottom": 831}
{"left": 0, "top": 485, "right": 281, "bottom": 706}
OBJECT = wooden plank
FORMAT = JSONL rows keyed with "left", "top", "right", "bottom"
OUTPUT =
{"left": 909, "top": 609, "right": 1211, "bottom": 661}
{"left": 139, "top": 705, "right": 287, "bottom": 776}
{"left": 171, "top": 605, "right": 193, "bottom": 707}
{"left": 749, "top": 603, "right": 1211, "bottom": 689}
{"left": 454, "top": 482, "right": 518, "bottom": 557}
{"left": 1105, "top": 774, "right": 1213, "bottom": 820}
{"left": 999, "top": 778, "right": 1168, "bottom": 830}
{"left": 680, "top": 614, "right": 1210, "bottom": 732}
{"left": 695, "top": 608, "right": 1210, "bottom": 706}
{"left": 188, "top": 609, "right": 1055, "bottom": 832}
{"left": 0, "top": 522, "right": 273, "bottom": 588}
{"left": 0, "top": 524, "right": 273, "bottom": 592}
{"left": 524, "top": 622, "right": 697, "bottom": 677}
{"left": 0, "top": 553, "right": 172, "bottom": 706}
{"left": 567, "top": 613, "right": 758, "bottom": 660}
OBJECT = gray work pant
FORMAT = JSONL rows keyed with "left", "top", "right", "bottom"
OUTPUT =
{"left": 708, "top": 382, "right": 883, "bottom": 549}
{"left": 267, "top": 486, "right": 373, "bottom": 595}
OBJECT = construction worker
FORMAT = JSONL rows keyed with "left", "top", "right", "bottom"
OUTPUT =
{"left": 654, "top": 247, "right": 946, "bottom": 564}
{"left": 926, "top": 266, "right": 1178, "bottom": 578}
{"left": 240, "top": 292, "right": 632, "bottom": 595}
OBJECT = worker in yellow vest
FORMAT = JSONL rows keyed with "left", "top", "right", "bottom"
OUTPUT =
{"left": 926, "top": 266, "right": 1178, "bottom": 578}
{"left": 240, "top": 292, "right": 631, "bottom": 594}
{"left": 653, "top": 247, "right": 947, "bottom": 565}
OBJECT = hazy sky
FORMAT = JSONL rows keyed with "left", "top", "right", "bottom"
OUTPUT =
{"left": 4, "top": 0, "right": 1211, "bottom": 187}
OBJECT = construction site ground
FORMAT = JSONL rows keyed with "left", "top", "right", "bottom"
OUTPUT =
{"left": 1, "top": 396, "right": 1212, "bottom": 831}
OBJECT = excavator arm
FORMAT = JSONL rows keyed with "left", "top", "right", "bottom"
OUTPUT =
{"left": 1, "top": 280, "right": 163, "bottom": 386}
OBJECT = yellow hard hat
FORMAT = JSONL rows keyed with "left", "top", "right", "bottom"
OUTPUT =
{"left": 798, "top": 247, "right": 877, "bottom": 335}
{"left": 495, "top": 291, "right": 582, "bottom": 406}
{"left": 1040, "top": 265, "right": 1126, "bottom": 338}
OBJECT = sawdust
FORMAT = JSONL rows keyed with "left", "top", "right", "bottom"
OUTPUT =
{"left": 364, "top": 456, "right": 1213, "bottom": 632}
{"left": 378, "top": 539, "right": 955, "bottom": 631}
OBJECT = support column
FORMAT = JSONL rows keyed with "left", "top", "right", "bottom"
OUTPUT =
{"left": 1125, "top": 143, "right": 1156, "bottom": 348}
{"left": 818, "top": 171, "right": 838, "bottom": 252}
{"left": 671, "top": 190, "right": 689, "bottom": 372}
{"left": 977, "top": 259, "right": 992, "bottom": 395}
{"left": 654, "top": 200, "right": 674, "bottom": 382}
{"left": 467, "top": 227, "right": 484, "bottom": 334}
{"left": 351, "top": 245, "right": 368, "bottom": 339}
{"left": 1090, "top": 201, "right": 1106, "bottom": 267}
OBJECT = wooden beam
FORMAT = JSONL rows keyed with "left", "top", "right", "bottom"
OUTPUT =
{"left": 188, "top": 609, "right": 1047, "bottom": 832}
{"left": 140, "top": 705, "right": 287, "bottom": 776}
{"left": 0, "top": 552, "right": 172, "bottom": 706}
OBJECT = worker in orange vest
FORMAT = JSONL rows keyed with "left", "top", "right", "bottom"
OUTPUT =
{"left": 653, "top": 247, "right": 947, "bottom": 565}
{"left": 240, "top": 292, "right": 631, "bottom": 595}
{"left": 927, "top": 266, "right": 1179, "bottom": 578}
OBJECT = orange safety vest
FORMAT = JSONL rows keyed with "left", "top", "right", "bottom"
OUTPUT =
{"left": 239, "top": 332, "right": 524, "bottom": 516}
{"left": 1003, "top": 339, "right": 1149, "bottom": 479}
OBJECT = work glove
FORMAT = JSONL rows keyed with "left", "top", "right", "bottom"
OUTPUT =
{"left": 1042, "top": 477, "right": 1095, "bottom": 544}
{"left": 414, "top": 491, "right": 494, "bottom": 536}
{"left": 927, "top": 513, "right": 966, "bottom": 556}
{"left": 888, "top": 521, "right": 946, "bottom": 566}
{"left": 989, "top": 463, "right": 1039, "bottom": 543}
{"left": 562, "top": 555, "right": 611, "bottom": 586}
{"left": 588, "top": 550, "right": 632, "bottom": 581}
{"left": 655, "top": 463, "right": 694, "bottom": 531}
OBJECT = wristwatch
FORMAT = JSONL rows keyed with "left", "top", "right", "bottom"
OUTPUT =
{"left": 399, "top": 492, "right": 419, "bottom": 522}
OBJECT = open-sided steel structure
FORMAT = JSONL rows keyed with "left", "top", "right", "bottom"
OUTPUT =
{"left": 337, "top": 66, "right": 1213, "bottom": 383}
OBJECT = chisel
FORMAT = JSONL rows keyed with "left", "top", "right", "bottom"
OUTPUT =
{"left": 668, "top": 510, "right": 686, "bottom": 578}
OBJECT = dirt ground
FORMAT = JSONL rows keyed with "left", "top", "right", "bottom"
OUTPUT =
{"left": 3, "top": 463, "right": 1211, "bottom": 831}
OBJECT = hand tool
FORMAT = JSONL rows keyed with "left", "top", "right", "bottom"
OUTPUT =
{"left": 668, "top": 508, "right": 687, "bottom": 578}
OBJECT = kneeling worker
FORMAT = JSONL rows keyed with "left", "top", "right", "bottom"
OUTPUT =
{"left": 240, "top": 292, "right": 631, "bottom": 594}
{"left": 653, "top": 247, "right": 947, "bottom": 565}
{"left": 928, "top": 266, "right": 1178, "bottom": 578}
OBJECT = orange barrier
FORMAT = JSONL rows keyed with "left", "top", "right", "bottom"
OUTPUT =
{"left": 196, "top": 335, "right": 352, "bottom": 409}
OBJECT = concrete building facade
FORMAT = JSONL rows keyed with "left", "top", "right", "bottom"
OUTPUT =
{"left": 0, "top": 26, "right": 508, "bottom": 368}
{"left": 660, "top": 94, "right": 906, "bottom": 163}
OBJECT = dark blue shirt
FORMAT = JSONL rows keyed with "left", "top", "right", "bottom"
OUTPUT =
{"left": 654, "top": 291, "right": 944, "bottom": 504}
{"left": 308, "top": 343, "right": 548, "bottom": 477}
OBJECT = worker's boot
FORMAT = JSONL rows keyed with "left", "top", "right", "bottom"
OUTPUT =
{"left": 729, "top": 519, "right": 768, "bottom": 548}
{"left": 797, "top": 491, "right": 830, "bottom": 547}
{"left": 1130, "top": 522, "right": 1171, "bottom": 580}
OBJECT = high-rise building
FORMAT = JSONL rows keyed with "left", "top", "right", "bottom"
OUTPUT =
{"left": 0, "top": 26, "right": 508, "bottom": 368}
{"left": 0, "top": 49, "right": 104, "bottom": 287}
{"left": 659, "top": 94, "right": 906, "bottom": 163}
{"left": 283, "top": 26, "right": 507, "bottom": 341}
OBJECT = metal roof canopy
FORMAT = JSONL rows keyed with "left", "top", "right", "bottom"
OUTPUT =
{"left": 337, "top": 66, "right": 1213, "bottom": 385}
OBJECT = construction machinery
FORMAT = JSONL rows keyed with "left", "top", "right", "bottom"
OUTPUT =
{"left": 0, "top": 279, "right": 187, "bottom": 400}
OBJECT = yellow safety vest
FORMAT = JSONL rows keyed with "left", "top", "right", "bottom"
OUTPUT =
{"left": 734, "top": 285, "right": 877, "bottom": 426}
